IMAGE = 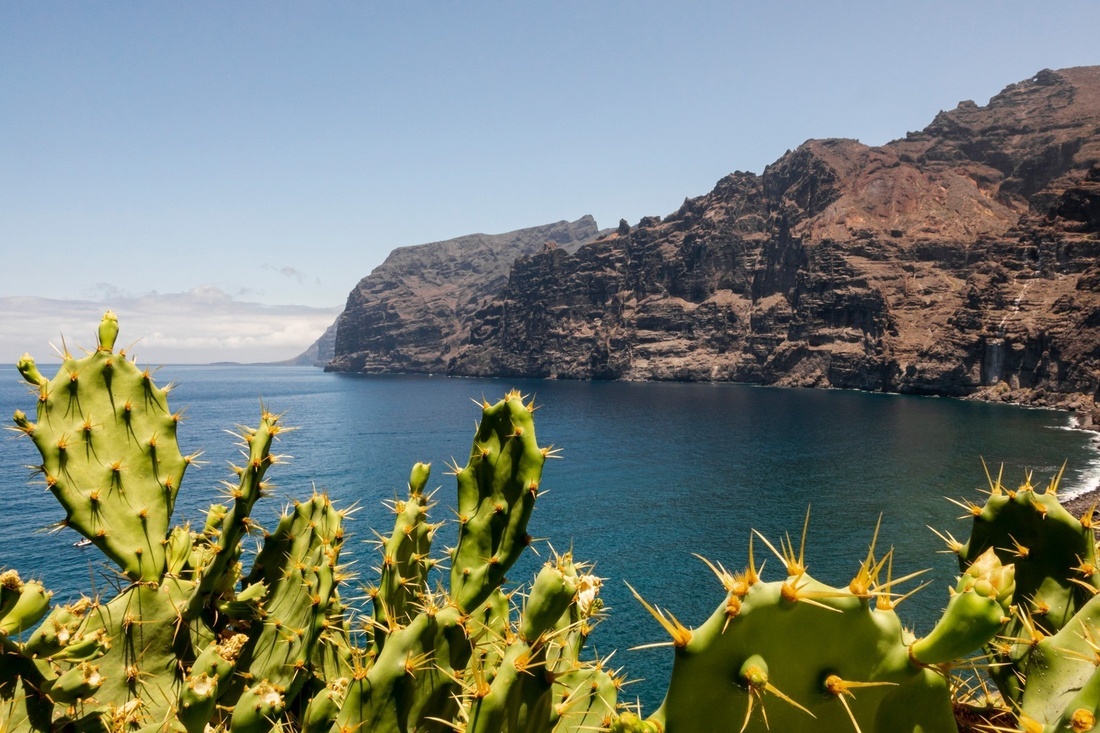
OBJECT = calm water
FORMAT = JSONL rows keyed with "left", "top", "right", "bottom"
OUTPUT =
{"left": 2, "top": 365, "right": 1098, "bottom": 709}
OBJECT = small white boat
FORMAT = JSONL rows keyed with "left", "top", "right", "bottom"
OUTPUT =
{"left": 73, "top": 538, "right": 92, "bottom": 548}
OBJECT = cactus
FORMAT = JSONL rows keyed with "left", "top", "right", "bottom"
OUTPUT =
{"left": 945, "top": 462, "right": 1100, "bottom": 706}
{"left": 335, "top": 392, "right": 619, "bottom": 733}
{"left": 3, "top": 313, "right": 348, "bottom": 732}
{"left": 616, "top": 469, "right": 1100, "bottom": 733}
{"left": 463, "top": 554, "right": 616, "bottom": 733}
{"left": 1, "top": 313, "right": 612, "bottom": 733}
{"left": 367, "top": 461, "right": 440, "bottom": 651}
{"left": 935, "top": 464, "right": 1100, "bottom": 732}
{"left": 1016, "top": 592, "right": 1100, "bottom": 732}
{"left": 616, "top": 515, "right": 1001, "bottom": 733}
{"left": 13, "top": 310, "right": 190, "bottom": 582}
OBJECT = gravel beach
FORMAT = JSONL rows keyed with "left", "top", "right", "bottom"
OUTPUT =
{"left": 1063, "top": 485, "right": 1100, "bottom": 519}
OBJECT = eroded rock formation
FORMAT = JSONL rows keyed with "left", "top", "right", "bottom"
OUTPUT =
{"left": 329, "top": 67, "right": 1100, "bottom": 424}
{"left": 324, "top": 217, "right": 602, "bottom": 373}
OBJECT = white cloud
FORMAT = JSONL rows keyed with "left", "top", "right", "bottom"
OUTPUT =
{"left": 0, "top": 290, "right": 341, "bottom": 365}
{"left": 263, "top": 264, "right": 308, "bottom": 285}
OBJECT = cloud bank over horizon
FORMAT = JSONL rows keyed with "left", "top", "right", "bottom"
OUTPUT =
{"left": 1, "top": 289, "right": 341, "bottom": 365}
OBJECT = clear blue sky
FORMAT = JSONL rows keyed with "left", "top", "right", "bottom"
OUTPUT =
{"left": 3, "top": 1, "right": 1099, "bottom": 362}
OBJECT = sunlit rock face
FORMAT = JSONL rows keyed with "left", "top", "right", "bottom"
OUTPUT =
{"left": 324, "top": 216, "right": 602, "bottom": 373}
{"left": 331, "top": 67, "right": 1100, "bottom": 426}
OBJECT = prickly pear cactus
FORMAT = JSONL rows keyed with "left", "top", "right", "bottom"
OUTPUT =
{"left": 367, "top": 461, "right": 441, "bottom": 651}
{"left": 1, "top": 313, "right": 614, "bottom": 733}
{"left": 336, "top": 392, "right": 619, "bottom": 733}
{"left": 931, "top": 463, "right": 1100, "bottom": 732}
{"left": 945, "top": 462, "right": 1100, "bottom": 707}
{"left": 619, "top": 516, "right": 1015, "bottom": 733}
{"left": 464, "top": 554, "right": 617, "bottom": 733}
{"left": 1016, "top": 591, "right": 1100, "bottom": 732}
{"left": 13, "top": 310, "right": 191, "bottom": 582}
{"left": 13, "top": 310, "right": 1100, "bottom": 733}
{"left": 2, "top": 312, "right": 349, "bottom": 732}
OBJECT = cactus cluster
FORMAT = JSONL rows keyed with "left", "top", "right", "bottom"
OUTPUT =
{"left": 2, "top": 312, "right": 350, "bottom": 732}
{"left": 331, "top": 394, "right": 617, "bottom": 733}
{"left": 947, "top": 465, "right": 1100, "bottom": 732}
{"left": 4, "top": 311, "right": 1100, "bottom": 733}
{"left": 0, "top": 313, "right": 615, "bottom": 733}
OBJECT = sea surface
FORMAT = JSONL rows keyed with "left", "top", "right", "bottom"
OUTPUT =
{"left": 2, "top": 364, "right": 1099, "bottom": 710}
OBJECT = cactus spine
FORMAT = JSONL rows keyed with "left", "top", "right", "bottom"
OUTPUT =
{"left": 620, "top": 517, "right": 974, "bottom": 733}
{"left": 1, "top": 313, "right": 613, "bottom": 733}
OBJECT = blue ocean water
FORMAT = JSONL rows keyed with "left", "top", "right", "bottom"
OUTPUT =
{"left": 2, "top": 364, "right": 1098, "bottom": 710}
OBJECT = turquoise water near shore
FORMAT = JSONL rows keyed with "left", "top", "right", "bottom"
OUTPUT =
{"left": 2, "top": 366, "right": 1098, "bottom": 710}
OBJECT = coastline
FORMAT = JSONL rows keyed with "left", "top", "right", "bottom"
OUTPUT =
{"left": 968, "top": 383, "right": 1100, "bottom": 433}
{"left": 969, "top": 385, "right": 1100, "bottom": 513}
{"left": 1063, "top": 486, "right": 1100, "bottom": 518}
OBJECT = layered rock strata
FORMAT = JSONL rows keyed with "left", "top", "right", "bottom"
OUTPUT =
{"left": 324, "top": 216, "right": 602, "bottom": 373}
{"left": 331, "top": 67, "right": 1100, "bottom": 425}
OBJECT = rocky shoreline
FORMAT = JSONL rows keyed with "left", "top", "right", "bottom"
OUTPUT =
{"left": 966, "top": 384, "right": 1100, "bottom": 510}
{"left": 1012, "top": 396, "right": 1100, "bottom": 516}
{"left": 968, "top": 384, "right": 1100, "bottom": 432}
{"left": 1062, "top": 485, "right": 1100, "bottom": 518}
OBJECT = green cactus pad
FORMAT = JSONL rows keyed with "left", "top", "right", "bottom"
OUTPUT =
{"left": 14, "top": 312, "right": 190, "bottom": 582}
{"left": 631, "top": 521, "right": 958, "bottom": 733}
{"left": 956, "top": 468, "right": 1100, "bottom": 704}
{"left": 450, "top": 391, "right": 547, "bottom": 612}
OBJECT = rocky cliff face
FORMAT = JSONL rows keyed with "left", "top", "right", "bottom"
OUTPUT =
{"left": 325, "top": 217, "right": 602, "bottom": 373}
{"left": 331, "top": 67, "right": 1100, "bottom": 424}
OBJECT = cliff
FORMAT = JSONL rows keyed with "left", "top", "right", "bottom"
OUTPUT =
{"left": 283, "top": 321, "right": 338, "bottom": 367}
{"left": 330, "top": 67, "right": 1100, "bottom": 423}
{"left": 324, "top": 217, "right": 603, "bottom": 373}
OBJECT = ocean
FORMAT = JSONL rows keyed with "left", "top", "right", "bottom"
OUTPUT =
{"left": 2, "top": 364, "right": 1098, "bottom": 710}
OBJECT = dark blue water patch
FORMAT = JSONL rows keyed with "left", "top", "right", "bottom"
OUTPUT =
{"left": 1, "top": 366, "right": 1097, "bottom": 712}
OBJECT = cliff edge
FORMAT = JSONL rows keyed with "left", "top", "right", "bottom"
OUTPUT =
{"left": 331, "top": 67, "right": 1100, "bottom": 424}
{"left": 324, "top": 216, "right": 603, "bottom": 373}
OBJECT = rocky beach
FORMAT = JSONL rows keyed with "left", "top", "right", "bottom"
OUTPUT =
{"left": 1063, "top": 486, "right": 1100, "bottom": 517}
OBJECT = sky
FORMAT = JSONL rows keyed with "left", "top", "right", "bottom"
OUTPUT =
{"left": 3, "top": 1, "right": 1100, "bottom": 363}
